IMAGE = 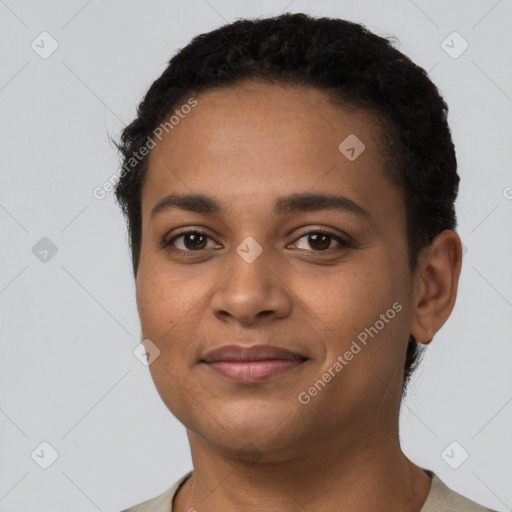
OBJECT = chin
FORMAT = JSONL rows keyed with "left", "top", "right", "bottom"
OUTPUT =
{"left": 182, "top": 400, "right": 305, "bottom": 454}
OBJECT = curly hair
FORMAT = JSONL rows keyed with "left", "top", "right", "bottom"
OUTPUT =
{"left": 113, "top": 12, "right": 459, "bottom": 394}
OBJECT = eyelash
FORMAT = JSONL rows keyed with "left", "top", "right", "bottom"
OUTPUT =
{"left": 160, "top": 228, "right": 352, "bottom": 256}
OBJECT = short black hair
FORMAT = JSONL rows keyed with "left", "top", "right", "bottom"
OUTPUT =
{"left": 113, "top": 12, "right": 459, "bottom": 394}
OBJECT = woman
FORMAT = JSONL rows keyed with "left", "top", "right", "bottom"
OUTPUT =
{"left": 115, "top": 12, "right": 495, "bottom": 512}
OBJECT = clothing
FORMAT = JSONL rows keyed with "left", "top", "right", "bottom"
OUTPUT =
{"left": 121, "top": 471, "right": 191, "bottom": 512}
{"left": 121, "top": 469, "right": 496, "bottom": 512}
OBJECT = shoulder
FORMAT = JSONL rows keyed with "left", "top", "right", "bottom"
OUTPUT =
{"left": 421, "top": 473, "right": 498, "bottom": 512}
{"left": 120, "top": 471, "right": 192, "bottom": 512}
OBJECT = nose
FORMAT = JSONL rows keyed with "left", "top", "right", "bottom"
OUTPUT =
{"left": 209, "top": 246, "right": 293, "bottom": 326}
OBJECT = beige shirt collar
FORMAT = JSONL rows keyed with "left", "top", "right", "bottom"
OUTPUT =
{"left": 123, "top": 469, "right": 496, "bottom": 512}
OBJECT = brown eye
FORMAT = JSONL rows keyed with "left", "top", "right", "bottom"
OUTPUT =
{"left": 293, "top": 230, "right": 349, "bottom": 252}
{"left": 181, "top": 232, "right": 208, "bottom": 250}
{"left": 306, "top": 233, "right": 331, "bottom": 250}
{"left": 163, "top": 231, "right": 216, "bottom": 252}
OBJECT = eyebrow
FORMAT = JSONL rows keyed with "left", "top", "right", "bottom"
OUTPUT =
{"left": 150, "top": 192, "right": 371, "bottom": 220}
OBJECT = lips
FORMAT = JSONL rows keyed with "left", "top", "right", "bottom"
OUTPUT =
{"left": 202, "top": 344, "right": 306, "bottom": 363}
{"left": 201, "top": 344, "right": 308, "bottom": 383}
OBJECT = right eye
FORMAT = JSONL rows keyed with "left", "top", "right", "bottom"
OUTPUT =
{"left": 161, "top": 230, "right": 221, "bottom": 253}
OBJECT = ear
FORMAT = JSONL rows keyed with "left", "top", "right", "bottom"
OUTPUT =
{"left": 410, "top": 230, "right": 463, "bottom": 344}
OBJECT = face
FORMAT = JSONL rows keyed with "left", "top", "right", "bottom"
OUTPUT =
{"left": 135, "top": 81, "right": 416, "bottom": 459}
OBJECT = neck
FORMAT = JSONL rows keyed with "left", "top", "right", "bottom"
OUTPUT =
{"left": 173, "top": 423, "right": 432, "bottom": 512}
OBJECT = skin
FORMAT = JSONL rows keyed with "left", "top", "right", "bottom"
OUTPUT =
{"left": 135, "top": 80, "right": 463, "bottom": 512}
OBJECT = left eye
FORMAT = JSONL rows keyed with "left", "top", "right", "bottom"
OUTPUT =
{"left": 291, "top": 231, "right": 349, "bottom": 251}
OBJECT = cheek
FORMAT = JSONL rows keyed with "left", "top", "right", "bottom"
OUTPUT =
{"left": 301, "top": 263, "right": 397, "bottom": 332}
{"left": 301, "top": 259, "right": 408, "bottom": 378}
{"left": 135, "top": 267, "right": 201, "bottom": 414}
{"left": 137, "top": 256, "right": 188, "bottom": 323}
{"left": 135, "top": 262, "right": 211, "bottom": 363}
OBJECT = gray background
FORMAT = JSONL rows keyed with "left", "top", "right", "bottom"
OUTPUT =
{"left": 1, "top": 0, "right": 511, "bottom": 511}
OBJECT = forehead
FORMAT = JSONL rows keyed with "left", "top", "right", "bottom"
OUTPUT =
{"left": 141, "top": 81, "right": 401, "bottom": 223}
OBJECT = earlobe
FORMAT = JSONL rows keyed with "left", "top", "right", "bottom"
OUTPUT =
{"left": 410, "top": 230, "right": 463, "bottom": 345}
